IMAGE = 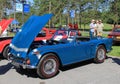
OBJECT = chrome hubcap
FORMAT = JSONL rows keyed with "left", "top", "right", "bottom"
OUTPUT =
{"left": 44, "top": 59, "right": 56, "bottom": 74}
{"left": 98, "top": 49, "right": 105, "bottom": 60}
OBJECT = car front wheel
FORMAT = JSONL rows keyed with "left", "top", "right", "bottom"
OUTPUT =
{"left": 94, "top": 45, "right": 106, "bottom": 63}
{"left": 37, "top": 53, "right": 59, "bottom": 79}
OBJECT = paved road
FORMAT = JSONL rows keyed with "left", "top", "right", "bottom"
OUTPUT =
{"left": 0, "top": 56, "right": 120, "bottom": 84}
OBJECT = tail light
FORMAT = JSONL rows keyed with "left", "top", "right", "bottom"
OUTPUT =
{"left": 26, "top": 59, "right": 30, "bottom": 65}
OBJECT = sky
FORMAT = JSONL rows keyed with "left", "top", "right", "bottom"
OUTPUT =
{"left": 28, "top": 0, "right": 34, "bottom": 4}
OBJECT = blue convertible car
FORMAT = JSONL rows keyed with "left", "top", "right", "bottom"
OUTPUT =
{"left": 9, "top": 14, "right": 113, "bottom": 79}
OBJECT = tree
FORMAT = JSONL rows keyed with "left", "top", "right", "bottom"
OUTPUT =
{"left": 0, "top": 0, "right": 12, "bottom": 19}
{"left": 108, "top": 0, "right": 120, "bottom": 24}
{"left": 5, "top": 0, "right": 116, "bottom": 27}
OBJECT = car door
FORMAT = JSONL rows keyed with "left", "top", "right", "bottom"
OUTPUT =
{"left": 56, "top": 42, "right": 79, "bottom": 65}
{"left": 73, "top": 41, "right": 92, "bottom": 62}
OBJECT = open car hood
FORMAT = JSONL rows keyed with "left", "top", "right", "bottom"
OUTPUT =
{"left": 10, "top": 14, "right": 53, "bottom": 57}
{"left": 0, "top": 18, "right": 13, "bottom": 35}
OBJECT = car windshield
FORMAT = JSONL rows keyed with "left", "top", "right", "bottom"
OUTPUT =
{"left": 52, "top": 29, "right": 77, "bottom": 42}
{"left": 113, "top": 28, "right": 120, "bottom": 32}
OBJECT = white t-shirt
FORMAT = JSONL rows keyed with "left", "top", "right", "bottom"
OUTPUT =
{"left": 90, "top": 23, "right": 96, "bottom": 32}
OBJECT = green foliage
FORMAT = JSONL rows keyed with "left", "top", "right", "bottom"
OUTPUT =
{"left": 0, "top": 0, "right": 12, "bottom": 19}
{"left": 108, "top": 46, "right": 120, "bottom": 57}
{"left": 1, "top": 0, "right": 120, "bottom": 27}
{"left": 108, "top": 0, "right": 120, "bottom": 24}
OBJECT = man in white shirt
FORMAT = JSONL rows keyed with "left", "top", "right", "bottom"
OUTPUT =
{"left": 89, "top": 19, "right": 97, "bottom": 39}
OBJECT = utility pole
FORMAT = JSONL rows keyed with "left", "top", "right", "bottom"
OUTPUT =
{"left": 13, "top": 0, "right": 16, "bottom": 28}
{"left": 20, "top": 0, "right": 26, "bottom": 24}
{"left": 49, "top": 1, "right": 51, "bottom": 28}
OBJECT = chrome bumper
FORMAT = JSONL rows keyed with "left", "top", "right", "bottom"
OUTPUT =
{"left": 11, "top": 61, "right": 37, "bottom": 69}
{"left": 8, "top": 53, "right": 36, "bottom": 69}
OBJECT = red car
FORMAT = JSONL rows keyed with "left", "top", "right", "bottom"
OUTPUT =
{"left": 108, "top": 25, "right": 120, "bottom": 44}
{"left": 0, "top": 18, "right": 13, "bottom": 36}
{"left": 0, "top": 28, "right": 56, "bottom": 58}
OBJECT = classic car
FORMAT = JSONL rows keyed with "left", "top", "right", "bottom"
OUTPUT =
{"left": 108, "top": 25, "right": 120, "bottom": 44}
{"left": 9, "top": 14, "right": 113, "bottom": 79}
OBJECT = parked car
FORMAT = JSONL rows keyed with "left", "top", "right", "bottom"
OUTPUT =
{"left": 9, "top": 14, "right": 113, "bottom": 79}
{"left": 0, "top": 18, "right": 13, "bottom": 58}
{"left": 108, "top": 25, "right": 120, "bottom": 44}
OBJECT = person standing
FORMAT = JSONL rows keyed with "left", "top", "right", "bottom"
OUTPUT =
{"left": 89, "top": 19, "right": 97, "bottom": 39}
{"left": 96, "top": 20, "right": 104, "bottom": 37}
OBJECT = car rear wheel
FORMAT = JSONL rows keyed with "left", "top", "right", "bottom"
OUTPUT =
{"left": 37, "top": 53, "right": 59, "bottom": 79}
{"left": 3, "top": 45, "right": 10, "bottom": 59}
{"left": 94, "top": 45, "right": 106, "bottom": 63}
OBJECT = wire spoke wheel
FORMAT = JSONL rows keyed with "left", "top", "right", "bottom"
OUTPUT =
{"left": 37, "top": 53, "right": 59, "bottom": 79}
{"left": 94, "top": 45, "right": 106, "bottom": 63}
{"left": 43, "top": 59, "right": 57, "bottom": 75}
{"left": 97, "top": 48, "right": 105, "bottom": 61}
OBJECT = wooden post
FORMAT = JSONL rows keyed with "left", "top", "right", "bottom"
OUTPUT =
{"left": 13, "top": 1, "right": 16, "bottom": 28}
{"left": 49, "top": 1, "right": 51, "bottom": 28}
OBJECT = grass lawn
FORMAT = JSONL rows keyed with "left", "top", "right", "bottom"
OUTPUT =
{"left": 107, "top": 46, "right": 120, "bottom": 57}
{"left": 8, "top": 32, "right": 15, "bottom": 37}
{"left": 80, "top": 23, "right": 113, "bottom": 31}
{"left": 80, "top": 31, "right": 108, "bottom": 37}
